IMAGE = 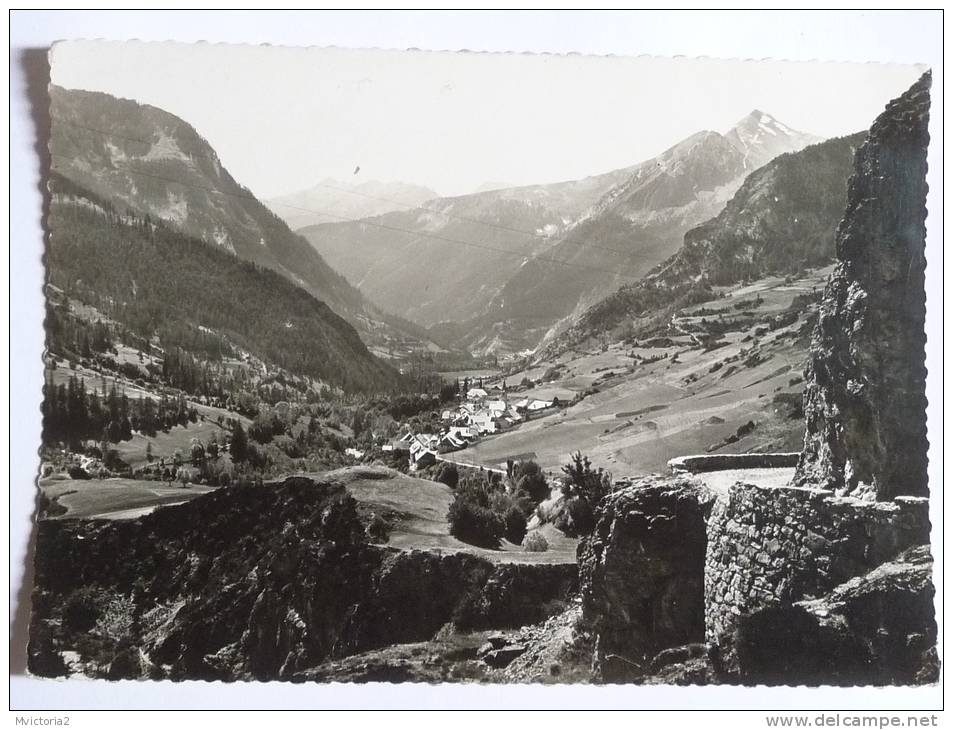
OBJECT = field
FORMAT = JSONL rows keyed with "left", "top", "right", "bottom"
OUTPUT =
{"left": 297, "top": 466, "right": 578, "bottom": 565}
{"left": 455, "top": 271, "right": 828, "bottom": 477}
{"left": 39, "top": 475, "right": 217, "bottom": 520}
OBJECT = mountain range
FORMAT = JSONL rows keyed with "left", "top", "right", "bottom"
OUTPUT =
{"left": 265, "top": 179, "right": 439, "bottom": 230}
{"left": 49, "top": 86, "right": 838, "bottom": 371}
{"left": 46, "top": 172, "right": 402, "bottom": 393}
{"left": 48, "top": 86, "right": 442, "bottom": 358}
{"left": 543, "top": 129, "right": 866, "bottom": 356}
{"left": 300, "top": 111, "right": 820, "bottom": 355}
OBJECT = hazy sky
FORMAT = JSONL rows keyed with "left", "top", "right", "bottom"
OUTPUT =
{"left": 51, "top": 40, "right": 926, "bottom": 199}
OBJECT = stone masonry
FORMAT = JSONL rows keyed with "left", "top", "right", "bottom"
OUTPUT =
{"left": 705, "top": 481, "right": 929, "bottom": 674}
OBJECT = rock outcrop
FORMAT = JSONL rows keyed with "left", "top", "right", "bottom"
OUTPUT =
{"left": 29, "top": 476, "right": 576, "bottom": 681}
{"left": 796, "top": 72, "right": 931, "bottom": 499}
{"left": 577, "top": 476, "right": 715, "bottom": 682}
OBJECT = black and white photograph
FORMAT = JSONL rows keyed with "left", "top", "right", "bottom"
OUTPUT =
{"left": 9, "top": 9, "right": 944, "bottom": 716}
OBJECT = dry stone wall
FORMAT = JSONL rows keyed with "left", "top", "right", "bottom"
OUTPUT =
{"left": 705, "top": 481, "right": 930, "bottom": 673}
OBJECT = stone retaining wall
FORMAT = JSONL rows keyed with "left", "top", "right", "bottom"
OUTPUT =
{"left": 668, "top": 452, "right": 799, "bottom": 474}
{"left": 704, "top": 481, "right": 930, "bottom": 672}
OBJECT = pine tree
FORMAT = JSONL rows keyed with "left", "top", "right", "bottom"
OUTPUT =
{"left": 229, "top": 421, "right": 248, "bottom": 463}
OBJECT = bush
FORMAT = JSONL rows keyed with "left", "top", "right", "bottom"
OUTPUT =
{"left": 102, "top": 450, "right": 129, "bottom": 473}
{"left": 434, "top": 461, "right": 459, "bottom": 489}
{"left": 447, "top": 491, "right": 503, "bottom": 547}
{"left": 67, "top": 465, "right": 91, "bottom": 480}
{"left": 366, "top": 513, "right": 391, "bottom": 544}
{"left": 513, "top": 461, "right": 550, "bottom": 506}
{"left": 558, "top": 452, "right": 610, "bottom": 536}
{"left": 523, "top": 532, "right": 549, "bottom": 552}
{"left": 502, "top": 505, "right": 527, "bottom": 545}
{"left": 554, "top": 495, "right": 596, "bottom": 537}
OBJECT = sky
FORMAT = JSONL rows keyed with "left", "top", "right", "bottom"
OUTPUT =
{"left": 50, "top": 40, "right": 926, "bottom": 199}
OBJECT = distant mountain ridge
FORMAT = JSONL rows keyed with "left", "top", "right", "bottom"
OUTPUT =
{"left": 543, "top": 130, "right": 864, "bottom": 356}
{"left": 301, "top": 110, "right": 820, "bottom": 355}
{"left": 266, "top": 179, "right": 440, "bottom": 230}
{"left": 49, "top": 86, "right": 444, "bottom": 357}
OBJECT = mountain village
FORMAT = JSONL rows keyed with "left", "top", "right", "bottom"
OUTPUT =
{"left": 383, "top": 379, "right": 561, "bottom": 471}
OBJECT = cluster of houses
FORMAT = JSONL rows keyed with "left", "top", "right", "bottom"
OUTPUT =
{"left": 383, "top": 386, "right": 560, "bottom": 471}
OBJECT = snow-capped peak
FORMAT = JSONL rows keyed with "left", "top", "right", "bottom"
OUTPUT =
{"left": 725, "top": 110, "right": 822, "bottom": 171}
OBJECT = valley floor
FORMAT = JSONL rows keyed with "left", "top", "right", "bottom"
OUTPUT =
{"left": 454, "top": 270, "right": 829, "bottom": 477}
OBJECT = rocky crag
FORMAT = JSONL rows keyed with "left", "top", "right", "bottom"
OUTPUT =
{"left": 28, "top": 476, "right": 576, "bottom": 681}
{"left": 575, "top": 75, "right": 936, "bottom": 686}
{"left": 577, "top": 477, "right": 715, "bottom": 682}
{"left": 796, "top": 72, "right": 931, "bottom": 499}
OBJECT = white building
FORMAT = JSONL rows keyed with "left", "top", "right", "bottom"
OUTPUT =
{"left": 485, "top": 399, "right": 507, "bottom": 416}
{"left": 466, "top": 387, "right": 489, "bottom": 402}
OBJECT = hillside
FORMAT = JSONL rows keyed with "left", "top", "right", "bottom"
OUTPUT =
{"left": 547, "top": 131, "right": 864, "bottom": 354}
{"left": 49, "top": 86, "right": 446, "bottom": 360}
{"left": 455, "top": 268, "right": 830, "bottom": 477}
{"left": 302, "top": 112, "right": 819, "bottom": 355}
{"left": 47, "top": 172, "right": 402, "bottom": 394}
{"left": 266, "top": 178, "right": 439, "bottom": 230}
{"left": 30, "top": 473, "right": 577, "bottom": 680}
{"left": 299, "top": 166, "right": 636, "bottom": 327}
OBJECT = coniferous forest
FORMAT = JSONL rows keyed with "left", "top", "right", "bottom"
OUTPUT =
{"left": 46, "top": 172, "right": 402, "bottom": 396}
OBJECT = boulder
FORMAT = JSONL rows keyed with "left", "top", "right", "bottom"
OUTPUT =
{"left": 482, "top": 644, "right": 527, "bottom": 668}
{"left": 578, "top": 476, "right": 715, "bottom": 682}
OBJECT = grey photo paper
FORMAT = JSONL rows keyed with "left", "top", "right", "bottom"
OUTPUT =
{"left": 29, "top": 39, "right": 936, "bottom": 686}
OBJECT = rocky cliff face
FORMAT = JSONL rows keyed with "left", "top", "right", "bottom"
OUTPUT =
{"left": 577, "top": 477, "right": 715, "bottom": 682}
{"left": 28, "top": 476, "right": 576, "bottom": 681}
{"left": 796, "top": 73, "right": 931, "bottom": 499}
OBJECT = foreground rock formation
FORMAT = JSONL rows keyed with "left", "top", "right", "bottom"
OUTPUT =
{"left": 731, "top": 545, "right": 937, "bottom": 686}
{"left": 577, "top": 74, "right": 936, "bottom": 687}
{"left": 578, "top": 477, "right": 715, "bottom": 682}
{"left": 29, "top": 476, "right": 576, "bottom": 680}
{"left": 796, "top": 72, "right": 931, "bottom": 499}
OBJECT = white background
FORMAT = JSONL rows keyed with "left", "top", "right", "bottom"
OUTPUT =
{"left": 7, "top": 8, "right": 945, "bottom": 718}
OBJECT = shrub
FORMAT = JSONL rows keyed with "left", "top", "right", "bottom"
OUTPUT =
{"left": 523, "top": 532, "right": 549, "bottom": 552}
{"left": 367, "top": 514, "right": 391, "bottom": 544}
{"left": 554, "top": 495, "right": 596, "bottom": 537}
{"left": 67, "top": 465, "right": 91, "bottom": 480}
{"left": 451, "top": 589, "right": 488, "bottom": 630}
{"left": 512, "top": 460, "right": 549, "bottom": 506}
{"left": 102, "top": 450, "right": 128, "bottom": 473}
{"left": 434, "top": 461, "right": 459, "bottom": 489}
{"left": 560, "top": 452, "right": 611, "bottom": 531}
{"left": 447, "top": 491, "right": 503, "bottom": 547}
{"left": 502, "top": 505, "right": 527, "bottom": 545}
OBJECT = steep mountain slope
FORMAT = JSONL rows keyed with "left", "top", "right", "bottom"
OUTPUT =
{"left": 49, "top": 87, "right": 445, "bottom": 359}
{"left": 302, "top": 112, "right": 819, "bottom": 355}
{"left": 47, "top": 172, "right": 401, "bottom": 394}
{"left": 485, "top": 114, "right": 822, "bottom": 353}
{"left": 545, "top": 131, "right": 865, "bottom": 356}
{"left": 266, "top": 178, "right": 439, "bottom": 230}
{"left": 299, "top": 167, "right": 637, "bottom": 327}
{"left": 50, "top": 87, "right": 363, "bottom": 314}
